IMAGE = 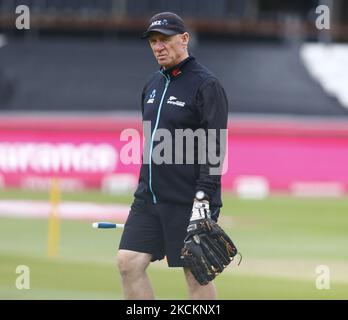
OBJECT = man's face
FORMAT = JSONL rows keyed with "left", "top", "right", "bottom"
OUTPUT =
{"left": 148, "top": 32, "right": 189, "bottom": 69}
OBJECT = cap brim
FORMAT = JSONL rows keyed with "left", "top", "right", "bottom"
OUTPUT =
{"left": 141, "top": 28, "right": 180, "bottom": 39}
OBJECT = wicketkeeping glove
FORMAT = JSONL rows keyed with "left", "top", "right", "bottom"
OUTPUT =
{"left": 181, "top": 201, "right": 240, "bottom": 285}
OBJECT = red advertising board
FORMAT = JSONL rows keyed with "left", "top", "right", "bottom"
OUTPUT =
{"left": 1, "top": 115, "right": 348, "bottom": 196}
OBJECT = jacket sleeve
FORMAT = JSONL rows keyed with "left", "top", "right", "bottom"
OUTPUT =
{"left": 141, "top": 73, "right": 156, "bottom": 116}
{"left": 141, "top": 84, "right": 147, "bottom": 116}
{"left": 194, "top": 77, "right": 228, "bottom": 199}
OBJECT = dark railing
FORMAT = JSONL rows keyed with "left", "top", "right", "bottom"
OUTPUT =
{"left": 0, "top": 0, "right": 241, "bottom": 17}
{"left": 0, "top": 0, "right": 347, "bottom": 40}
{"left": 0, "top": 0, "right": 301, "bottom": 18}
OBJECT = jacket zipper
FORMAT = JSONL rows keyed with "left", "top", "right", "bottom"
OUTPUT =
{"left": 148, "top": 73, "right": 170, "bottom": 204}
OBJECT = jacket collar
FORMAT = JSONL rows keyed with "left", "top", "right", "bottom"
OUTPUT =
{"left": 160, "top": 55, "right": 194, "bottom": 80}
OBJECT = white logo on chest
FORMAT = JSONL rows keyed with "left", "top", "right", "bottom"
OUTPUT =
{"left": 167, "top": 96, "right": 186, "bottom": 107}
{"left": 147, "top": 89, "right": 156, "bottom": 104}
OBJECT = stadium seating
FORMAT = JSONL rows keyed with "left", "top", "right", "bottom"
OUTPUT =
{"left": 0, "top": 37, "right": 346, "bottom": 116}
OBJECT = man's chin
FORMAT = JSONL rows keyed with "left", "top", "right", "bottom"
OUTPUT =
{"left": 157, "top": 58, "right": 171, "bottom": 68}
{"left": 159, "top": 63, "right": 175, "bottom": 70}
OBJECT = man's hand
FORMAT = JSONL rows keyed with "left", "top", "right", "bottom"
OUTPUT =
{"left": 189, "top": 200, "right": 210, "bottom": 222}
{"left": 181, "top": 199, "right": 240, "bottom": 285}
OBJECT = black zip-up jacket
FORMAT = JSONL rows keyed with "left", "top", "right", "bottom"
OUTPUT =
{"left": 134, "top": 55, "right": 228, "bottom": 207}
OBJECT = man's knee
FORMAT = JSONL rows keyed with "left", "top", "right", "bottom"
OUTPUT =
{"left": 184, "top": 268, "right": 213, "bottom": 288}
{"left": 184, "top": 268, "right": 217, "bottom": 299}
{"left": 184, "top": 268, "right": 201, "bottom": 288}
{"left": 116, "top": 250, "right": 151, "bottom": 278}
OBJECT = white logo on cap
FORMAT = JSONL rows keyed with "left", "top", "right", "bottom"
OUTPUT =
{"left": 150, "top": 19, "right": 169, "bottom": 28}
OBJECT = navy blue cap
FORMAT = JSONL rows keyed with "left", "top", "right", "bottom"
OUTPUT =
{"left": 142, "top": 12, "right": 187, "bottom": 39}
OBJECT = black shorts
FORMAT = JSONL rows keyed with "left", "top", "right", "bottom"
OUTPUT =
{"left": 119, "top": 197, "right": 220, "bottom": 267}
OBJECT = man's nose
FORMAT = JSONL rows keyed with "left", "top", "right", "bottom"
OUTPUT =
{"left": 154, "top": 42, "right": 165, "bottom": 52}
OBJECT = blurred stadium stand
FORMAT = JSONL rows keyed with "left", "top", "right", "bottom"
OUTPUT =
{"left": 0, "top": 0, "right": 348, "bottom": 116}
{"left": 1, "top": 0, "right": 348, "bottom": 38}
{"left": 0, "top": 37, "right": 347, "bottom": 116}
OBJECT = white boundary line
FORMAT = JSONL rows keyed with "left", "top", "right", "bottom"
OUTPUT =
{"left": 0, "top": 200, "right": 129, "bottom": 221}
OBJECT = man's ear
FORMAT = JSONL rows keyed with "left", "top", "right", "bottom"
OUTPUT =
{"left": 182, "top": 32, "right": 189, "bottom": 49}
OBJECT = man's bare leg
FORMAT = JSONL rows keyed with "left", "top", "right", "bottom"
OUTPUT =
{"left": 116, "top": 250, "right": 154, "bottom": 299}
{"left": 183, "top": 268, "right": 217, "bottom": 300}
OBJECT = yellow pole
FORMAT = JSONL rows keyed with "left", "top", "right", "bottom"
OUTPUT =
{"left": 47, "top": 178, "right": 60, "bottom": 258}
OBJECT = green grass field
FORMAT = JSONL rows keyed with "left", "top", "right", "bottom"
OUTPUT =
{"left": 1, "top": 188, "right": 348, "bottom": 300}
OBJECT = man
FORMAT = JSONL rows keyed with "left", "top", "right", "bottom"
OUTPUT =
{"left": 116, "top": 12, "right": 228, "bottom": 300}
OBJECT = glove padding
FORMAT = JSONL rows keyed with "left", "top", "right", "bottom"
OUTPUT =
{"left": 181, "top": 216, "right": 239, "bottom": 286}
